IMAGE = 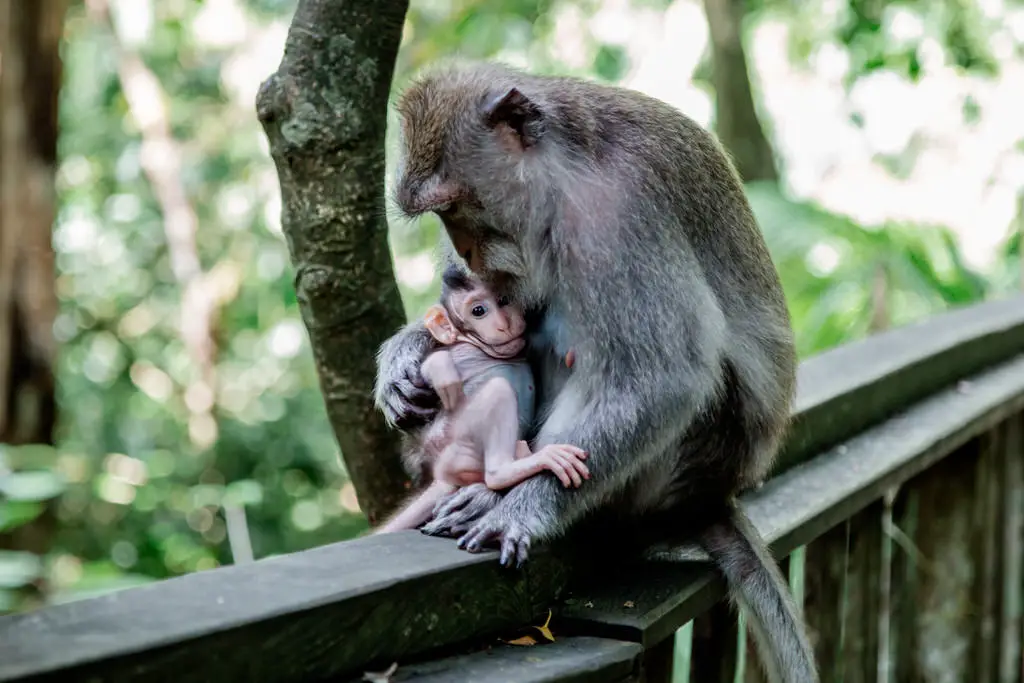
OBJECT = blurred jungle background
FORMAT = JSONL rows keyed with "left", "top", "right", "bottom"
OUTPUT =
{"left": 1, "top": 0, "right": 1022, "bottom": 613}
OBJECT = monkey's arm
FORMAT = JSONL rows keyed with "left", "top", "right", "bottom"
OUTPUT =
{"left": 374, "top": 480, "right": 457, "bottom": 534}
{"left": 374, "top": 319, "right": 439, "bottom": 430}
{"left": 421, "top": 349, "right": 464, "bottom": 410}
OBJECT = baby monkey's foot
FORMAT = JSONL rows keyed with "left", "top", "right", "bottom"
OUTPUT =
{"left": 533, "top": 445, "right": 589, "bottom": 488}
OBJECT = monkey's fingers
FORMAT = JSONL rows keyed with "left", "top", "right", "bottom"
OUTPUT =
{"left": 550, "top": 452, "right": 584, "bottom": 487}
{"left": 513, "top": 538, "right": 530, "bottom": 568}
{"left": 550, "top": 445, "right": 587, "bottom": 460}
{"left": 430, "top": 485, "right": 475, "bottom": 518}
{"left": 567, "top": 457, "right": 590, "bottom": 482}
{"left": 388, "top": 398, "right": 438, "bottom": 431}
{"left": 457, "top": 524, "right": 499, "bottom": 553}
{"left": 541, "top": 456, "right": 573, "bottom": 487}
{"left": 406, "top": 364, "right": 430, "bottom": 389}
{"left": 387, "top": 379, "right": 440, "bottom": 429}
{"left": 426, "top": 484, "right": 500, "bottom": 536}
{"left": 500, "top": 531, "right": 531, "bottom": 568}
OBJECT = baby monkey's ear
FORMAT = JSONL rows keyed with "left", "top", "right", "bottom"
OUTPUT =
{"left": 424, "top": 304, "right": 458, "bottom": 345}
{"left": 482, "top": 87, "right": 544, "bottom": 149}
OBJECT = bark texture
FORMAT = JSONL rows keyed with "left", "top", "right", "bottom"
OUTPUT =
{"left": 0, "top": 0, "right": 66, "bottom": 599}
{"left": 703, "top": 0, "right": 778, "bottom": 183}
{"left": 256, "top": 0, "right": 411, "bottom": 524}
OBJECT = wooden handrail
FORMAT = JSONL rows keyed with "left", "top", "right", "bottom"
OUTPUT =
{"left": 2, "top": 294, "right": 1023, "bottom": 682}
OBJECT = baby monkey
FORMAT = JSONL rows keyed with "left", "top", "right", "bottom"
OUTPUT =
{"left": 375, "top": 266, "right": 588, "bottom": 534}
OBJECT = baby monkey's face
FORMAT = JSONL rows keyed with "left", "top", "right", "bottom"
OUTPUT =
{"left": 451, "top": 285, "right": 527, "bottom": 357}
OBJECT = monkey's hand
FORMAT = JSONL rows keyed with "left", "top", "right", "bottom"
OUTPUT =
{"left": 420, "top": 483, "right": 501, "bottom": 537}
{"left": 455, "top": 493, "right": 543, "bottom": 568}
{"left": 374, "top": 321, "right": 440, "bottom": 430}
{"left": 533, "top": 445, "right": 589, "bottom": 488}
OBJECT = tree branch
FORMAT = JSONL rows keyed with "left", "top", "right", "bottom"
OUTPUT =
{"left": 256, "top": 0, "right": 411, "bottom": 525}
{"left": 702, "top": 0, "right": 778, "bottom": 183}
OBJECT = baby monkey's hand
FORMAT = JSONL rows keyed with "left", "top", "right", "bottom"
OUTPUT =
{"left": 533, "top": 445, "right": 589, "bottom": 488}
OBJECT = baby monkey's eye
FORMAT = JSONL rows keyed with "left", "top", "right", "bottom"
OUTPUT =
{"left": 497, "top": 295, "right": 510, "bottom": 307}
{"left": 471, "top": 304, "right": 488, "bottom": 318}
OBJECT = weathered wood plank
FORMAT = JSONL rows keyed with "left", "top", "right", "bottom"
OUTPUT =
{"left": 999, "top": 415, "right": 1023, "bottom": 683}
{"left": 973, "top": 428, "right": 1003, "bottom": 683}
{"left": 0, "top": 533, "right": 570, "bottom": 683}
{"left": 347, "top": 637, "right": 642, "bottom": 683}
{"left": 688, "top": 603, "right": 740, "bottom": 683}
{"left": 638, "top": 635, "right": 676, "bottom": 683}
{"left": 897, "top": 442, "right": 982, "bottom": 683}
{"left": 803, "top": 503, "right": 883, "bottom": 683}
{"left": 782, "top": 294, "right": 1024, "bottom": 473}
{"left": 890, "top": 482, "right": 921, "bottom": 683}
{"left": 560, "top": 353, "right": 1024, "bottom": 649}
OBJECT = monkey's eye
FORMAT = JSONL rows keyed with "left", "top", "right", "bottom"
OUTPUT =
{"left": 497, "top": 295, "right": 510, "bottom": 307}
{"left": 471, "top": 304, "right": 488, "bottom": 318}
{"left": 461, "top": 249, "right": 472, "bottom": 261}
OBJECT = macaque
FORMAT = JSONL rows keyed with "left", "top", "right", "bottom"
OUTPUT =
{"left": 375, "top": 266, "right": 588, "bottom": 534}
{"left": 374, "top": 61, "right": 818, "bottom": 682}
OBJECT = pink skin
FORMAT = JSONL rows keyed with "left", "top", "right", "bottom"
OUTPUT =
{"left": 374, "top": 281, "right": 588, "bottom": 535}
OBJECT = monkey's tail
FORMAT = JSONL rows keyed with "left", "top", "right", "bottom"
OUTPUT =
{"left": 699, "top": 504, "right": 819, "bottom": 683}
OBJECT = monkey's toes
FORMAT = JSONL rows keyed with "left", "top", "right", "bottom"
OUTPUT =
{"left": 500, "top": 536, "right": 530, "bottom": 568}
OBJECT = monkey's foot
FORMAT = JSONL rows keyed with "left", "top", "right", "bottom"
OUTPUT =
{"left": 420, "top": 483, "right": 499, "bottom": 537}
{"left": 457, "top": 507, "right": 533, "bottom": 568}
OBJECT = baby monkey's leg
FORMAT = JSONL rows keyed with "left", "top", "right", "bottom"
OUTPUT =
{"left": 453, "top": 378, "right": 590, "bottom": 490}
{"left": 375, "top": 480, "right": 457, "bottom": 534}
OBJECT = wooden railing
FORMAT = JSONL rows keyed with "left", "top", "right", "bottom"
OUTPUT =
{"left": 2, "top": 295, "right": 1023, "bottom": 683}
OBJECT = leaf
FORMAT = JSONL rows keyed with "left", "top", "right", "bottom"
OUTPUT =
{"left": 0, "top": 500, "right": 45, "bottom": 531}
{"left": 362, "top": 662, "right": 398, "bottom": 682}
{"left": 506, "top": 635, "right": 538, "bottom": 646}
{"left": 0, "top": 471, "right": 65, "bottom": 502}
{"left": 532, "top": 609, "right": 555, "bottom": 642}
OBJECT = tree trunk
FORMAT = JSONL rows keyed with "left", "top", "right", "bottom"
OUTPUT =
{"left": 256, "top": 0, "right": 411, "bottom": 525}
{"left": 0, "top": 0, "right": 66, "bottom": 603}
{"left": 703, "top": 0, "right": 778, "bottom": 183}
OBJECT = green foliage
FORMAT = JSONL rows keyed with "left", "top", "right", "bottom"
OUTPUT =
{"left": 764, "top": 0, "right": 1003, "bottom": 85}
{"left": 747, "top": 182, "right": 994, "bottom": 356}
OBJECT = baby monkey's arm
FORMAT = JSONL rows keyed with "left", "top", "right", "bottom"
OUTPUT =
{"left": 421, "top": 349, "right": 464, "bottom": 410}
{"left": 485, "top": 442, "right": 590, "bottom": 490}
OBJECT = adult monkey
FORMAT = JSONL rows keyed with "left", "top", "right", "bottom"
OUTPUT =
{"left": 375, "top": 61, "right": 816, "bottom": 683}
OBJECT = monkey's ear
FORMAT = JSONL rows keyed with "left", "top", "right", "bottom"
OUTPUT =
{"left": 424, "top": 304, "right": 457, "bottom": 345}
{"left": 483, "top": 87, "right": 543, "bottom": 148}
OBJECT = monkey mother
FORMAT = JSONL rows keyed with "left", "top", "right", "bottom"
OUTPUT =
{"left": 375, "top": 61, "right": 817, "bottom": 683}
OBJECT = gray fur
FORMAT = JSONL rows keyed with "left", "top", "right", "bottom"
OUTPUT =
{"left": 374, "top": 61, "right": 815, "bottom": 682}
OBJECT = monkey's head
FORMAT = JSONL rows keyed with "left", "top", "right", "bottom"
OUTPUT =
{"left": 392, "top": 62, "right": 587, "bottom": 303}
{"left": 424, "top": 264, "right": 527, "bottom": 359}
